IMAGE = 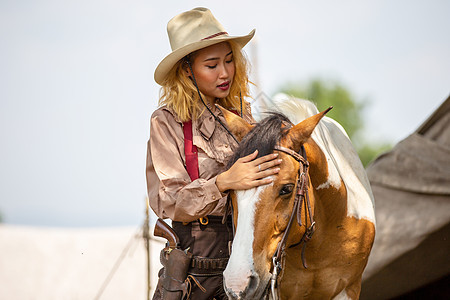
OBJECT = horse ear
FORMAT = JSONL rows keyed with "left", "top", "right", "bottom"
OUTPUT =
{"left": 217, "top": 105, "right": 254, "bottom": 142}
{"left": 285, "top": 107, "right": 332, "bottom": 151}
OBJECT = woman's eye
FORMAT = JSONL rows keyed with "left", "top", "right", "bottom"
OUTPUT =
{"left": 279, "top": 184, "right": 294, "bottom": 196}
{"left": 226, "top": 59, "right": 233, "bottom": 64}
{"left": 206, "top": 65, "right": 217, "bottom": 69}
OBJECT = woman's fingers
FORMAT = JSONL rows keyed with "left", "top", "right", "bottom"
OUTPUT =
{"left": 253, "top": 152, "right": 278, "bottom": 164}
{"left": 251, "top": 175, "right": 275, "bottom": 187}
{"left": 253, "top": 154, "right": 282, "bottom": 173}
{"left": 238, "top": 150, "right": 258, "bottom": 163}
{"left": 257, "top": 158, "right": 282, "bottom": 172}
{"left": 255, "top": 166, "right": 280, "bottom": 179}
{"left": 258, "top": 177, "right": 274, "bottom": 185}
{"left": 219, "top": 150, "right": 283, "bottom": 191}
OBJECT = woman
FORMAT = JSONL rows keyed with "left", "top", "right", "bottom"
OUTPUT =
{"left": 147, "top": 7, "right": 281, "bottom": 299}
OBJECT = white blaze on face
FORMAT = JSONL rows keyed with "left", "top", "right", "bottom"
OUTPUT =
{"left": 223, "top": 184, "right": 267, "bottom": 295}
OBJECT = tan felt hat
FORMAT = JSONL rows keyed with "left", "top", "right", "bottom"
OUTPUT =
{"left": 154, "top": 7, "right": 255, "bottom": 85}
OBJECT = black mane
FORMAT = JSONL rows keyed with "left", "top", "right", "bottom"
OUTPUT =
{"left": 227, "top": 112, "right": 292, "bottom": 169}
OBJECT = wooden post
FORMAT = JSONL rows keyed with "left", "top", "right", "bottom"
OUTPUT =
{"left": 143, "top": 197, "right": 151, "bottom": 300}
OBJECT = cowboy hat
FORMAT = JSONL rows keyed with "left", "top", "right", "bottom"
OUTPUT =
{"left": 154, "top": 7, "right": 255, "bottom": 85}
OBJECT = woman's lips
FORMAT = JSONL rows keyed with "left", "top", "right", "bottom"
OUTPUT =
{"left": 217, "top": 81, "right": 230, "bottom": 91}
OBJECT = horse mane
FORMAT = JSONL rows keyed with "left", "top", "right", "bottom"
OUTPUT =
{"left": 227, "top": 112, "right": 292, "bottom": 169}
{"left": 227, "top": 94, "right": 317, "bottom": 170}
{"left": 270, "top": 93, "right": 321, "bottom": 122}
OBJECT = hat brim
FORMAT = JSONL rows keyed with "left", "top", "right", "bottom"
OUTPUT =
{"left": 154, "top": 29, "right": 255, "bottom": 85}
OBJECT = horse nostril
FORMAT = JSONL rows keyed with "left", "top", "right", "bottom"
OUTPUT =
{"left": 245, "top": 274, "right": 259, "bottom": 295}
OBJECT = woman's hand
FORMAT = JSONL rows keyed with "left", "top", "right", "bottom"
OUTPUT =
{"left": 216, "top": 150, "right": 282, "bottom": 192}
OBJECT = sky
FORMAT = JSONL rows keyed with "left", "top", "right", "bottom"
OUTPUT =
{"left": 1, "top": 0, "right": 449, "bottom": 227}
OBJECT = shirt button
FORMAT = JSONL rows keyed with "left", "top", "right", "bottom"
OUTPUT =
{"left": 224, "top": 144, "right": 228, "bottom": 148}
{"left": 212, "top": 195, "right": 216, "bottom": 200}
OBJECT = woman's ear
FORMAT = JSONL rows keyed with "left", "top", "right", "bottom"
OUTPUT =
{"left": 183, "top": 57, "right": 193, "bottom": 78}
{"left": 184, "top": 63, "right": 192, "bottom": 77}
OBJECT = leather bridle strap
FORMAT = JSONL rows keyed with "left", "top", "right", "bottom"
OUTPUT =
{"left": 268, "top": 145, "right": 316, "bottom": 299}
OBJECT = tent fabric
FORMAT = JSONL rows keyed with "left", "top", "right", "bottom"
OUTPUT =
{"left": 361, "top": 184, "right": 450, "bottom": 299}
{"left": 361, "top": 96, "right": 450, "bottom": 299}
{"left": 367, "top": 132, "right": 450, "bottom": 195}
{"left": 361, "top": 195, "right": 450, "bottom": 299}
{"left": 368, "top": 96, "right": 450, "bottom": 195}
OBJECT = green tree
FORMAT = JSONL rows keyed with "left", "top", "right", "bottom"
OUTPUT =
{"left": 278, "top": 78, "right": 391, "bottom": 167}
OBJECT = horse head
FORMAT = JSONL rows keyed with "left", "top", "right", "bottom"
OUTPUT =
{"left": 220, "top": 106, "right": 331, "bottom": 299}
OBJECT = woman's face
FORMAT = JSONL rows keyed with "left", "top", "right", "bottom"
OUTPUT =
{"left": 188, "top": 42, "right": 235, "bottom": 104}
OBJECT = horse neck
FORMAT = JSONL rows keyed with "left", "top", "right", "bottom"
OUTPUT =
{"left": 304, "top": 138, "right": 348, "bottom": 227}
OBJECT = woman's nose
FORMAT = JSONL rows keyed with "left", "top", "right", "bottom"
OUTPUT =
{"left": 219, "top": 64, "right": 229, "bottom": 78}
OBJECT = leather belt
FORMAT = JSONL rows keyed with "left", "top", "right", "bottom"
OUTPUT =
{"left": 188, "top": 256, "right": 229, "bottom": 276}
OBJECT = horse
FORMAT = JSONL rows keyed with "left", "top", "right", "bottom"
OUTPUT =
{"left": 219, "top": 96, "right": 376, "bottom": 299}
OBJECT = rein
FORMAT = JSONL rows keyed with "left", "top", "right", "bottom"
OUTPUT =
{"left": 268, "top": 145, "right": 316, "bottom": 300}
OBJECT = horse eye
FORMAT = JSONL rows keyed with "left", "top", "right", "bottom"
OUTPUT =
{"left": 279, "top": 184, "right": 294, "bottom": 196}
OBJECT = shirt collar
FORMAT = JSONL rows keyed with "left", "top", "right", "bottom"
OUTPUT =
{"left": 197, "top": 104, "right": 222, "bottom": 140}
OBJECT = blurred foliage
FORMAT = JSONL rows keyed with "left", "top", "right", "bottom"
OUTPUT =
{"left": 358, "top": 142, "right": 392, "bottom": 167}
{"left": 280, "top": 79, "right": 365, "bottom": 141}
{"left": 278, "top": 78, "right": 392, "bottom": 167}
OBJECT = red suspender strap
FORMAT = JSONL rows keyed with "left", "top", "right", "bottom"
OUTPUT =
{"left": 183, "top": 109, "right": 240, "bottom": 181}
{"left": 183, "top": 120, "right": 199, "bottom": 181}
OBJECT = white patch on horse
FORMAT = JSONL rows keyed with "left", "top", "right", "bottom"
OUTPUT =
{"left": 316, "top": 117, "right": 376, "bottom": 224}
{"left": 223, "top": 184, "right": 266, "bottom": 296}
{"left": 316, "top": 181, "right": 331, "bottom": 190}
{"left": 332, "top": 289, "right": 351, "bottom": 300}
{"left": 271, "top": 94, "right": 376, "bottom": 225}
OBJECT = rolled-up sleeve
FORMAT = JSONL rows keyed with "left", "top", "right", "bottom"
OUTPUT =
{"left": 146, "top": 109, "right": 224, "bottom": 222}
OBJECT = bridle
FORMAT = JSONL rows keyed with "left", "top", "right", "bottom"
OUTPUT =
{"left": 267, "top": 145, "right": 316, "bottom": 300}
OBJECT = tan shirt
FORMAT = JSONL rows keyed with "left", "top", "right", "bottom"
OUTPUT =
{"left": 146, "top": 103, "right": 254, "bottom": 222}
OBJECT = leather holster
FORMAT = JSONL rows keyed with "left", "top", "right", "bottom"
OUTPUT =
{"left": 160, "top": 247, "right": 193, "bottom": 300}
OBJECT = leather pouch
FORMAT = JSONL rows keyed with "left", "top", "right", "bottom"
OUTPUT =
{"left": 160, "top": 248, "right": 193, "bottom": 300}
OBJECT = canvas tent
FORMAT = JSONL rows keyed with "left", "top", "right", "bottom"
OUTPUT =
{"left": 361, "top": 96, "right": 450, "bottom": 299}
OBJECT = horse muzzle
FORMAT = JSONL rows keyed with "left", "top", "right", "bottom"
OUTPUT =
{"left": 224, "top": 270, "right": 269, "bottom": 300}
